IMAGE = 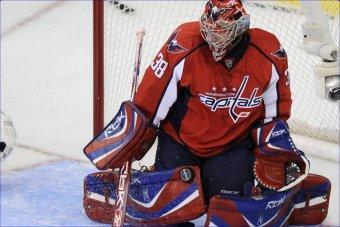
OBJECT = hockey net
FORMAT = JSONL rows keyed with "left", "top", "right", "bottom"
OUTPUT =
{"left": 93, "top": 0, "right": 339, "bottom": 161}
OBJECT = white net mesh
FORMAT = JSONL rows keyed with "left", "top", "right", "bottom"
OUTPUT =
{"left": 102, "top": 0, "right": 339, "bottom": 144}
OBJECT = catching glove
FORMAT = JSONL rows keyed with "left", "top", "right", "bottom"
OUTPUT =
{"left": 252, "top": 120, "right": 310, "bottom": 191}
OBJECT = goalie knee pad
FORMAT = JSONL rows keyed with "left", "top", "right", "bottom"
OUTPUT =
{"left": 84, "top": 101, "right": 157, "bottom": 170}
{"left": 205, "top": 187, "right": 299, "bottom": 227}
{"left": 205, "top": 188, "right": 297, "bottom": 226}
{"left": 83, "top": 166, "right": 205, "bottom": 225}
{"left": 205, "top": 173, "right": 331, "bottom": 227}
{"left": 290, "top": 173, "right": 331, "bottom": 225}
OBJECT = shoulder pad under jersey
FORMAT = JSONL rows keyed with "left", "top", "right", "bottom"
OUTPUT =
{"left": 248, "top": 28, "right": 287, "bottom": 62}
{"left": 164, "top": 21, "right": 206, "bottom": 57}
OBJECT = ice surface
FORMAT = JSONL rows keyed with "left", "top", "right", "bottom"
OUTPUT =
{"left": 1, "top": 161, "right": 105, "bottom": 226}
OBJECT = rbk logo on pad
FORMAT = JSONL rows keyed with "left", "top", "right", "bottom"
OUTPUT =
{"left": 266, "top": 196, "right": 286, "bottom": 209}
{"left": 167, "top": 29, "right": 188, "bottom": 54}
{"left": 272, "top": 129, "right": 286, "bottom": 138}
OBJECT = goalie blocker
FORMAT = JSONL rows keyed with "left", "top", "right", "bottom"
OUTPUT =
{"left": 84, "top": 101, "right": 157, "bottom": 170}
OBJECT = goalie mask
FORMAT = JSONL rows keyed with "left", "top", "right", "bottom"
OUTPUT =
{"left": 200, "top": 0, "right": 250, "bottom": 61}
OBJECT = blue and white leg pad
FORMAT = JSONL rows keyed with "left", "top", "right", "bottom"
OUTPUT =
{"left": 83, "top": 166, "right": 205, "bottom": 225}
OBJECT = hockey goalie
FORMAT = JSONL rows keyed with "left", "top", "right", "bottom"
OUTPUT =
{"left": 83, "top": 0, "right": 331, "bottom": 226}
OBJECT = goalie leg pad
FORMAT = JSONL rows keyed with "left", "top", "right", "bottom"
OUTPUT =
{"left": 290, "top": 173, "right": 331, "bottom": 225}
{"left": 205, "top": 187, "right": 299, "bottom": 227}
{"left": 83, "top": 166, "right": 205, "bottom": 225}
{"left": 83, "top": 171, "right": 119, "bottom": 223}
{"left": 83, "top": 101, "right": 157, "bottom": 170}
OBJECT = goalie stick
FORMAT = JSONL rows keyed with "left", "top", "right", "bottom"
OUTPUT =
{"left": 113, "top": 28, "right": 146, "bottom": 227}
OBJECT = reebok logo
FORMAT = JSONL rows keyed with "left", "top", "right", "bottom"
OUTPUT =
{"left": 272, "top": 129, "right": 286, "bottom": 137}
{"left": 113, "top": 161, "right": 130, "bottom": 226}
{"left": 104, "top": 110, "right": 126, "bottom": 139}
{"left": 266, "top": 196, "right": 286, "bottom": 209}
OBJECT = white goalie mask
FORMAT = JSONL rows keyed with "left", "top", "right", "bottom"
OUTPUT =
{"left": 200, "top": 0, "right": 250, "bottom": 61}
{"left": 0, "top": 112, "right": 17, "bottom": 162}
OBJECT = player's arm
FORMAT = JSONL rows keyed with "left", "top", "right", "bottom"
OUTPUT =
{"left": 252, "top": 42, "right": 309, "bottom": 191}
{"left": 134, "top": 30, "right": 188, "bottom": 127}
{"left": 261, "top": 45, "right": 291, "bottom": 123}
{"left": 84, "top": 28, "right": 190, "bottom": 170}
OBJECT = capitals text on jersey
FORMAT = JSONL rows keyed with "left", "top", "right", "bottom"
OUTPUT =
{"left": 199, "top": 75, "right": 262, "bottom": 123}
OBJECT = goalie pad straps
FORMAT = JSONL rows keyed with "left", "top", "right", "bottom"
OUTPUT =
{"left": 83, "top": 171, "right": 118, "bottom": 223}
{"left": 83, "top": 166, "right": 205, "bottom": 225}
{"left": 83, "top": 101, "right": 157, "bottom": 170}
{"left": 290, "top": 174, "right": 331, "bottom": 225}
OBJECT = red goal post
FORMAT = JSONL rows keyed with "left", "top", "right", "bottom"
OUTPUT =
{"left": 93, "top": 0, "right": 104, "bottom": 135}
{"left": 93, "top": 1, "right": 339, "bottom": 147}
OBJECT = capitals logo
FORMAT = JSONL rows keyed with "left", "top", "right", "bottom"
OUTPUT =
{"left": 167, "top": 29, "right": 188, "bottom": 54}
{"left": 271, "top": 46, "right": 287, "bottom": 59}
{"left": 199, "top": 76, "right": 262, "bottom": 123}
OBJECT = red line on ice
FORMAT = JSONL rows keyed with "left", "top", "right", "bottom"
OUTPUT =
{"left": 1, "top": 1, "right": 65, "bottom": 38}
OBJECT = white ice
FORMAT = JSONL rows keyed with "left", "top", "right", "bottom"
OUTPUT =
{"left": 0, "top": 1, "right": 339, "bottom": 226}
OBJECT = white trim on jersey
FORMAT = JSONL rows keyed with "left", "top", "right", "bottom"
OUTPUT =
{"left": 152, "top": 59, "right": 185, "bottom": 126}
{"left": 262, "top": 64, "right": 280, "bottom": 123}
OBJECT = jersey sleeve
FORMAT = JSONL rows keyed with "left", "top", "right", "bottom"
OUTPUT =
{"left": 262, "top": 44, "right": 292, "bottom": 123}
{"left": 133, "top": 29, "right": 190, "bottom": 126}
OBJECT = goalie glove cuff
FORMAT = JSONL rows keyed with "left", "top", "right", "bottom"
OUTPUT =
{"left": 252, "top": 120, "right": 305, "bottom": 157}
{"left": 251, "top": 119, "right": 310, "bottom": 191}
{"left": 252, "top": 119, "right": 292, "bottom": 148}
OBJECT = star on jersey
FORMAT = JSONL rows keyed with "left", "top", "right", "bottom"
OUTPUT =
{"left": 199, "top": 76, "right": 262, "bottom": 123}
{"left": 271, "top": 46, "right": 287, "bottom": 59}
{"left": 167, "top": 29, "right": 188, "bottom": 54}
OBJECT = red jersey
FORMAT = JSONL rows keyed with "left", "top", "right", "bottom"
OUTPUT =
{"left": 134, "top": 21, "right": 291, "bottom": 157}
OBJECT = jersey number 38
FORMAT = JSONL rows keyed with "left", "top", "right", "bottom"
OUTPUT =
{"left": 151, "top": 53, "right": 168, "bottom": 78}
